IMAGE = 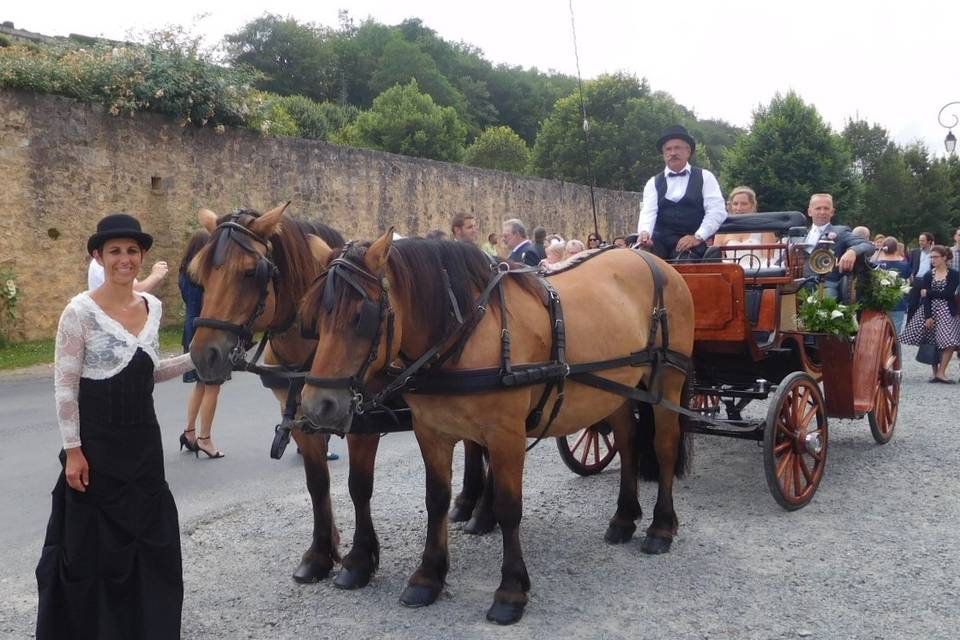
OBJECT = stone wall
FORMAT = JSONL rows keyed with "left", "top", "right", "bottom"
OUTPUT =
{"left": 0, "top": 90, "right": 641, "bottom": 340}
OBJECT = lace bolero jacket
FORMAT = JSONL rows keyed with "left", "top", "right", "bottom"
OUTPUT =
{"left": 54, "top": 291, "right": 195, "bottom": 449}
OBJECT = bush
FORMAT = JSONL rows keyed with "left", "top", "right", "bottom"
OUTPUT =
{"left": 464, "top": 125, "right": 530, "bottom": 173}
{"left": 271, "top": 94, "right": 358, "bottom": 140}
{"left": 0, "top": 40, "right": 260, "bottom": 127}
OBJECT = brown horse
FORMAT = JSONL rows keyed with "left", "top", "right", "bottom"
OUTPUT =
{"left": 298, "top": 232, "right": 694, "bottom": 624}
{"left": 187, "top": 205, "right": 493, "bottom": 590}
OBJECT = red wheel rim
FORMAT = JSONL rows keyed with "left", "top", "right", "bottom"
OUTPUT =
{"left": 690, "top": 393, "right": 721, "bottom": 415}
{"left": 770, "top": 379, "right": 826, "bottom": 505}
{"left": 564, "top": 425, "right": 616, "bottom": 472}
{"left": 869, "top": 320, "right": 900, "bottom": 441}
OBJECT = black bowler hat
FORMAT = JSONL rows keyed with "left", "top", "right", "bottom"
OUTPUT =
{"left": 656, "top": 125, "right": 696, "bottom": 153}
{"left": 87, "top": 213, "right": 154, "bottom": 255}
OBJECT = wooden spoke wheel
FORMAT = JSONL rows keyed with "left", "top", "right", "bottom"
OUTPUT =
{"left": 763, "top": 372, "right": 828, "bottom": 510}
{"left": 556, "top": 422, "right": 617, "bottom": 476}
{"left": 867, "top": 317, "right": 901, "bottom": 444}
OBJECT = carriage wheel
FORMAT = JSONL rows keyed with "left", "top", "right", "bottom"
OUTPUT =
{"left": 867, "top": 317, "right": 901, "bottom": 444}
{"left": 690, "top": 392, "right": 722, "bottom": 417}
{"left": 762, "top": 372, "right": 828, "bottom": 510}
{"left": 556, "top": 422, "right": 617, "bottom": 476}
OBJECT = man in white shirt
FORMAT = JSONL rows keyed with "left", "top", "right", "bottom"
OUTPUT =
{"left": 636, "top": 125, "right": 727, "bottom": 260}
{"left": 803, "top": 193, "right": 874, "bottom": 298}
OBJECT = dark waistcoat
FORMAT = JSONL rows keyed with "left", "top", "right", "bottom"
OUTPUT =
{"left": 653, "top": 167, "right": 705, "bottom": 236}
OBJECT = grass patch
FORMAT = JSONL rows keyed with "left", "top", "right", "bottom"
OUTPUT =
{"left": 0, "top": 323, "right": 184, "bottom": 372}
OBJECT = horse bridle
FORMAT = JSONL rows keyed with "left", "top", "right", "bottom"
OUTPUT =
{"left": 302, "top": 253, "right": 395, "bottom": 415}
{"left": 192, "top": 214, "right": 281, "bottom": 367}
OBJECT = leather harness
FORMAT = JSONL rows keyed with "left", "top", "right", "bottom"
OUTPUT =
{"left": 301, "top": 245, "right": 697, "bottom": 443}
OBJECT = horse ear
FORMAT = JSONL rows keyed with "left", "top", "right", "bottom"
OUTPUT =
{"left": 364, "top": 227, "right": 395, "bottom": 273}
{"left": 307, "top": 234, "right": 334, "bottom": 266}
{"left": 198, "top": 208, "right": 218, "bottom": 233}
{"left": 250, "top": 201, "right": 290, "bottom": 238}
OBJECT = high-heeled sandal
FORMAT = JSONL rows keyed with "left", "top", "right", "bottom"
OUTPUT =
{"left": 196, "top": 436, "right": 225, "bottom": 459}
{"left": 179, "top": 429, "right": 199, "bottom": 453}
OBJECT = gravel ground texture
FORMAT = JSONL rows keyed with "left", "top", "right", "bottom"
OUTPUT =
{"left": 3, "top": 345, "right": 959, "bottom": 639}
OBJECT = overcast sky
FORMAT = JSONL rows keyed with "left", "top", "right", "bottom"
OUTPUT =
{"left": 6, "top": 1, "right": 958, "bottom": 155}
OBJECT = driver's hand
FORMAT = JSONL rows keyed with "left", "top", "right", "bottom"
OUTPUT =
{"left": 837, "top": 249, "right": 857, "bottom": 273}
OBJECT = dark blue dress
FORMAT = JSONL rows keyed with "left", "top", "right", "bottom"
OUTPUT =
{"left": 179, "top": 272, "right": 203, "bottom": 383}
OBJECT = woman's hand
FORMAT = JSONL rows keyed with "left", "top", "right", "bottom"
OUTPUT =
{"left": 924, "top": 318, "right": 935, "bottom": 329}
{"left": 65, "top": 447, "right": 90, "bottom": 492}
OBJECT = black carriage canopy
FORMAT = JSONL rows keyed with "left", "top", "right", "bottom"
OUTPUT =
{"left": 715, "top": 211, "right": 807, "bottom": 235}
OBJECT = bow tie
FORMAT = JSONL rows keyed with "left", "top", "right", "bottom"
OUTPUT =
{"left": 667, "top": 170, "right": 688, "bottom": 177}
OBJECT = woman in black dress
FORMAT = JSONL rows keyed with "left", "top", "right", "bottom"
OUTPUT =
{"left": 36, "top": 213, "right": 195, "bottom": 639}
{"left": 900, "top": 245, "right": 960, "bottom": 383}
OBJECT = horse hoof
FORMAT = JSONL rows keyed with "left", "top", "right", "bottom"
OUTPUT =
{"left": 486, "top": 600, "right": 525, "bottom": 625}
{"left": 463, "top": 514, "right": 497, "bottom": 536}
{"left": 399, "top": 584, "right": 441, "bottom": 608}
{"left": 604, "top": 523, "right": 636, "bottom": 544}
{"left": 334, "top": 567, "right": 372, "bottom": 590}
{"left": 449, "top": 502, "right": 474, "bottom": 523}
{"left": 640, "top": 535, "right": 673, "bottom": 555}
{"left": 292, "top": 560, "right": 331, "bottom": 584}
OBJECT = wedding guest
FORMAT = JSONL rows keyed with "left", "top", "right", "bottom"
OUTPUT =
{"left": 873, "top": 237, "right": 911, "bottom": 332}
{"left": 900, "top": 245, "right": 960, "bottom": 383}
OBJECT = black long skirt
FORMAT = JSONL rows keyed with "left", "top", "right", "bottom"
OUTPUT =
{"left": 36, "top": 349, "right": 182, "bottom": 639}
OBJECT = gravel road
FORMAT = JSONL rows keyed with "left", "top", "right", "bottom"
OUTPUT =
{"left": 3, "top": 345, "right": 958, "bottom": 639}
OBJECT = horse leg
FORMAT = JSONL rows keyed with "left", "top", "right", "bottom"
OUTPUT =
{"left": 399, "top": 431, "right": 455, "bottom": 608}
{"left": 484, "top": 434, "right": 530, "bottom": 625}
{"left": 291, "top": 428, "right": 341, "bottom": 582}
{"left": 604, "top": 402, "right": 642, "bottom": 544}
{"left": 450, "top": 441, "right": 485, "bottom": 522}
{"left": 463, "top": 450, "right": 498, "bottom": 536}
{"left": 641, "top": 401, "right": 683, "bottom": 555}
{"left": 334, "top": 433, "right": 381, "bottom": 590}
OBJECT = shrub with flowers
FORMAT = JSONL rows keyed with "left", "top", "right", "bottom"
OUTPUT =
{"left": 798, "top": 287, "right": 858, "bottom": 338}
{"left": 0, "top": 269, "right": 19, "bottom": 346}
{"left": 858, "top": 267, "right": 911, "bottom": 312}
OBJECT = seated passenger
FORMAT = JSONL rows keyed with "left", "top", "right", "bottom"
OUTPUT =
{"left": 714, "top": 186, "right": 777, "bottom": 267}
{"left": 802, "top": 193, "right": 874, "bottom": 299}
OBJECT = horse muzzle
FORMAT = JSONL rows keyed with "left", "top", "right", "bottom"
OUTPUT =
{"left": 190, "top": 340, "right": 236, "bottom": 385}
{"left": 300, "top": 386, "right": 355, "bottom": 435}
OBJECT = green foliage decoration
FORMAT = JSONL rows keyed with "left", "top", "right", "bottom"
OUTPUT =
{"left": 797, "top": 287, "right": 858, "bottom": 338}
{"left": 335, "top": 79, "right": 467, "bottom": 162}
{"left": 859, "top": 268, "right": 910, "bottom": 312}
{"left": 463, "top": 126, "right": 530, "bottom": 173}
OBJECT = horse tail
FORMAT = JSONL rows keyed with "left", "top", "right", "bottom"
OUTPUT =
{"left": 634, "top": 396, "right": 692, "bottom": 481}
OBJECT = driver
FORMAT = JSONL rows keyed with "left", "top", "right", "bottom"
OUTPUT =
{"left": 635, "top": 125, "right": 727, "bottom": 260}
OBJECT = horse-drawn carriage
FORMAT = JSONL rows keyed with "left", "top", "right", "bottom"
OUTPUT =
{"left": 557, "top": 211, "right": 901, "bottom": 509}
{"left": 188, "top": 205, "right": 899, "bottom": 624}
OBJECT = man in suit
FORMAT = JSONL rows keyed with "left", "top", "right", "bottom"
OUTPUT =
{"left": 451, "top": 213, "right": 480, "bottom": 244}
{"left": 906, "top": 231, "right": 935, "bottom": 315}
{"left": 804, "top": 193, "right": 875, "bottom": 299}
{"left": 502, "top": 218, "right": 540, "bottom": 266}
{"left": 636, "top": 125, "right": 727, "bottom": 260}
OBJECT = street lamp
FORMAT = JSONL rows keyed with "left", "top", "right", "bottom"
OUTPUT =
{"left": 938, "top": 101, "right": 960, "bottom": 153}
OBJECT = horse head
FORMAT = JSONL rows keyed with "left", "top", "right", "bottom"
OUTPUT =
{"left": 188, "top": 203, "right": 291, "bottom": 384}
{"left": 299, "top": 228, "right": 397, "bottom": 433}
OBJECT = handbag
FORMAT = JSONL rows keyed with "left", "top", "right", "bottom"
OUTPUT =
{"left": 916, "top": 342, "right": 941, "bottom": 365}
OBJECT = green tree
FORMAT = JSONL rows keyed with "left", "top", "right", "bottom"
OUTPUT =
{"left": 722, "top": 92, "right": 862, "bottom": 216}
{"left": 270, "top": 95, "right": 358, "bottom": 139}
{"left": 464, "top": 126, "right": 530, "bottom": 173}
{"left": 532, "top": 73, "right": 692, "bottom": 191}
{"left": 368, "top": 36, "right": 469, "bottom": 119}
{"left": 224, "top": 14, "right": 340, "bottom": 102}
{"left": 335, "top": 80, "right": 467, "bottom": 161}
{"left": 842, "top": 119, "right": 890, "bottom": 180}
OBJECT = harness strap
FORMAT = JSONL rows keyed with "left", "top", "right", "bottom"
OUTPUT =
{"left": 525, "top": 276, "right": 567, "bottom": 452}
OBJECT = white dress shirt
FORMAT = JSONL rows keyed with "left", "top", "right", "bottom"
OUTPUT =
{"left": 636, "top": 164, "right": 728, "bottom": 240}
{"left": 805, "top": 224, "right": 828, "bottom": 246}
{"left": 917, "top": 248, "right": 932, "bottom": 278}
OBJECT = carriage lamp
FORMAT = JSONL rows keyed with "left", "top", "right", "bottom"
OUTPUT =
{"left": 938, "top": 102, "right": 960, "bottom": 154}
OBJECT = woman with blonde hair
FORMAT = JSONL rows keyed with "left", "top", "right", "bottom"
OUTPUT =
{"left": 715, "top": 186, "right": 776, "bottom": 266}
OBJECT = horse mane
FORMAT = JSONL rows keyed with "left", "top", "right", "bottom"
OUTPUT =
{"left": 191, "top": 209, "right": 345, "bottom": 305}
{"left": 307, "top": 238, "right": 544, "bottom": 347}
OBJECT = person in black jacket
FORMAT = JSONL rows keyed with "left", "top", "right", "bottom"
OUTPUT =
{"left": 900, "top": 245, "right": 960, "bottom": 382}
{"left": 801, "top": 193, "right": 875, "bottom": 299}
{"left": 502, "top": 218, "right": 540, "bottom": 266}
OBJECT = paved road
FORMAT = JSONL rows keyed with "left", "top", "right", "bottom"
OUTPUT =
{"left": 0, "top": 366, "right": 416, "bottom": 605}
